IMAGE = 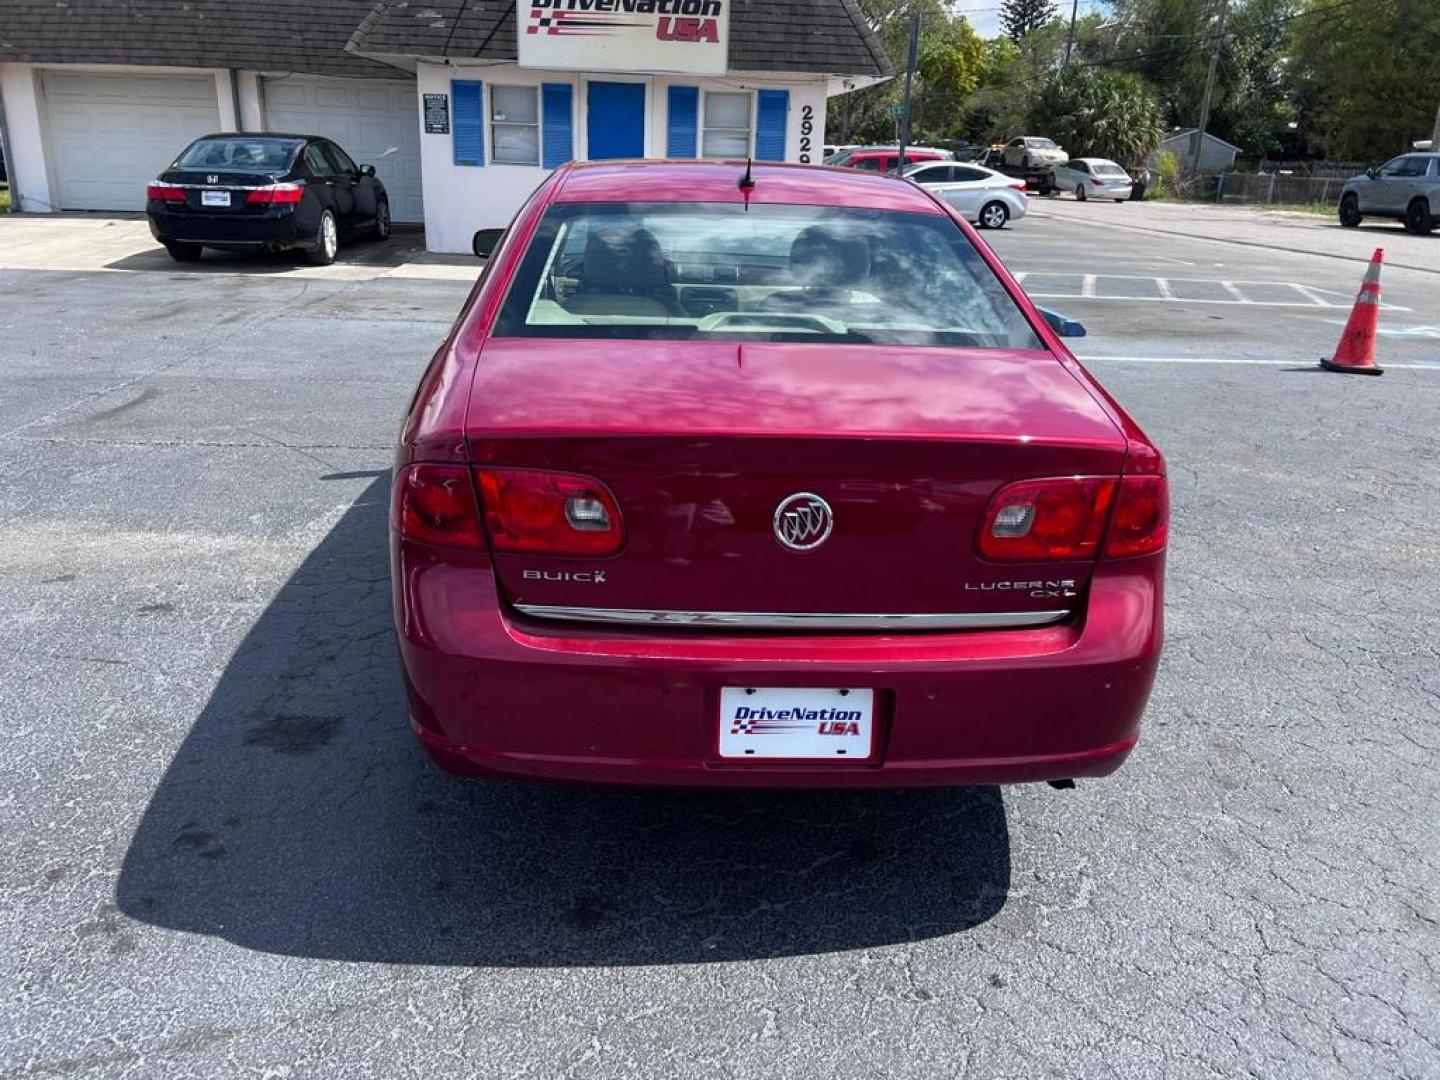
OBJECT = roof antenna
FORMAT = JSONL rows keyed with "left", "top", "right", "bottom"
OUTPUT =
{"left": 737, "top": 157, "right": 755, "bottom": 192}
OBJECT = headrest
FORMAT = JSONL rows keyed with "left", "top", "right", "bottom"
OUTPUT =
{"left": 581, "top": 226, "right": 670, "bottom": 293}
{"left": 788, "top": 225, "right": 871, "bottom": 288}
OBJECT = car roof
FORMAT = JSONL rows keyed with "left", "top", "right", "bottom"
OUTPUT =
{"left": 550, "top": 160, "right": 946, "bottom": 213}
{"left": 190, "top": 132, "right": 313, "bottom": 144}
{"left": 1073, "top": 157, "right": 1121, "bottom": 165}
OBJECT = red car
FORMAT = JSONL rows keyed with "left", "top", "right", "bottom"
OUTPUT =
{"left": 392, "top": 160, "right": 1166, "bottom": 789}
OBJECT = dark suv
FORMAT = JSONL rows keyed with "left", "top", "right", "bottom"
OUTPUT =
{"left": 146, "top": 134, "right": 391, "bottom": 264}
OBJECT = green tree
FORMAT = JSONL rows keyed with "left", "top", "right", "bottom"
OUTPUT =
{"left": 1288, "top": 0, "right": 1440, "bottom": 159}
{"left": 828, "top": 0, "right": 986, "bottom": 146}
{"left": 1027, "top": 65, "right": 1168, "bottom": 163}
{"left": 1000, "top": 0, "right": 1058, "bottom": 41}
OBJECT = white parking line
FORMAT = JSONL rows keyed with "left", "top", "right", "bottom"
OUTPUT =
{"left": 1013, "top": 273, "right": 1412, "bottom": 312}
{"left": 1291, "top": 284, "right": 1337, "bottom": 307}
{"left": 1075, "top": 354, "right": 1440, "bottom": 370}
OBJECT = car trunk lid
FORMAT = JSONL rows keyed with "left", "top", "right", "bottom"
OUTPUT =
{"left": 465, "top": 339, "right": 1127, "bottom": 624}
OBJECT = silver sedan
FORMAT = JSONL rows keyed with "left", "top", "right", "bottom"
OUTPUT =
{"left": 1051, "top": 158, "right": 1134, "bottom": 202}
{"left": 902, "top": 161, "right": 1029, "bottom": 228}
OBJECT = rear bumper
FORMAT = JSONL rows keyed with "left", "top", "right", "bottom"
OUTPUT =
{"left": 393, "top": 537, "right": 1165, "bottom": 789}
{"left": 146, "top": 206, "right": 313, "bottom": 250}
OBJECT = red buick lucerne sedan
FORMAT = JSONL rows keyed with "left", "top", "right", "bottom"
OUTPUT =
{"left": 391, "top": 160, "right": 1166, "bottom": 789}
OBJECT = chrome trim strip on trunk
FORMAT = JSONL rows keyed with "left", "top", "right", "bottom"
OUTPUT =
{"left": 512, "top": 605, "right": 1071, "bottom": 631}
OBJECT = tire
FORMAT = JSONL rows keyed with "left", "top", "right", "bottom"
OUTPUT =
{"left": 1403, "top": 198, "right": 1435, "bottom": 235}
{"left": 306, "top": 209, "right": 338, "bottom": 266}
{"left": 1075, "top": 184, "right": 1087, "bottom": 202}
{"left": 1115, "top": 198, "right": 1126, "bottom": 204}
{"left": 163, "top": 241, "right": 202, "bottom": 262}
{"left": 1338, "top": 194, "right": 1361, "bottom": 228}
{"left": 978, "top": 201, "right": 1009, "bottom": 229}
{"left": 371, "top": 198, "right": 391, "bottom": 241}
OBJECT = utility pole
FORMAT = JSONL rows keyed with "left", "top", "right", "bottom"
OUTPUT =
{"left": 1430, "top": 102, "right": 1440, "bottom": 151}
{"left": 1189, "top": 0, "right": 1229, "bottom": 173}
{"left": 1064, "top": 0, "right": 1080, "bottom": 66}
{"left": 896, "top": 12, "right": 921, "bottom": 175}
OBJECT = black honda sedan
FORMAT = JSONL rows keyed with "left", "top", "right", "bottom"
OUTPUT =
{"left": 146, "top": 134, "right": 390, "bottom": 264}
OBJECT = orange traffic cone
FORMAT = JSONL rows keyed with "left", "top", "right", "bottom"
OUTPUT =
{"left": 1320, "top": 248, "right": 1384, "bottom": 375}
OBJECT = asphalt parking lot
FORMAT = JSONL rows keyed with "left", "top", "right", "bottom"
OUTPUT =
{"left": 2, "top": 203, "right": 1437, "bottom": 1078}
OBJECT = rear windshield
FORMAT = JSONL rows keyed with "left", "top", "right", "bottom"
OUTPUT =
{"left": 175, "top": 138, "right": 299, "bottom": 171}
{"left": 1093, "top": 163, "right": 1128, "bottom": 176}
{"left": 493, "top": 202, "right": 1041, "bottom": 348}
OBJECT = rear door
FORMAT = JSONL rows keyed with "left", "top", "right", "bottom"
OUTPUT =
{"left": 945, "top": 165, "right": 996, "bottom": 216}
{"left": 314, "top": 142, "right": 360, "bottom": 225}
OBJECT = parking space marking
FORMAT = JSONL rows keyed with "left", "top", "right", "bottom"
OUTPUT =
{"left": 1076, "top": 354, "right": 1440, "bottom": 369}
{"left": 1014, "top": 273, "right": 1412, "bottom": 311}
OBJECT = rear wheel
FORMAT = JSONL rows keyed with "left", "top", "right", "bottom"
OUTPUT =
{"left": 307, "top": 210, "right": 338, "bottom": 266}
{"left": 1075, "top": 184, "right": 1087, "bottom": 202}
{"left": 163, "top": 241, "right": 202, "bottom": 262}
{"left": 1338, "top": 194, "right": 1361, "bottom": 228}
{"left": 1403, "top": 198, "right": 1435, "bottom": 235}
{"left": 978, "top": 201, "right": 1009, "bottom": 229}
{"left": 372, "top": 198, "right": 391, "bottom": 241}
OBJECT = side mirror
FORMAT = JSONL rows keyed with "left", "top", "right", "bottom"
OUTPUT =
{"left": 360, "top": 164, "right": 377, "bottom": 177}
{"left": 1365, "top": 165, "right": 1379, "bottom": 179}
{"left": 472, "top": 228, "right": 504, "bottom": 259}
{"left": 1037, "top": 306, "right": 1087, "bottom": 338}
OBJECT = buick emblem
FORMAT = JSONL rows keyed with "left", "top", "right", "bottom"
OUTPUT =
{"left": 206, "top": 174, "right": 219, "bottom": 184}
{"left": 773, "top": 492, "right": 833, "bottom": 552}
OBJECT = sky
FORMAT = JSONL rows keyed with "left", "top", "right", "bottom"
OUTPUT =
{"left": 949, "top": 0, "right": 1109, "bottom": 39}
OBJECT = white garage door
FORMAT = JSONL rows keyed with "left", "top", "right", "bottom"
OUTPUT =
{"left": 43, "top": 71, "right": 221, "bottom": 211}
{"left": 263, "top": 76, "right": 424, "bottom": 223}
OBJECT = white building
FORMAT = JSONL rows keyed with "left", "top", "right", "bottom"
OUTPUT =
{"left": 0, "top": 0, "right": 889, "bottom": 252}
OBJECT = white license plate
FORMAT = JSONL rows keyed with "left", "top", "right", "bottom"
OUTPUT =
{"left": 201, "top": 190, "right": 231, "bottom": 207}
{"left": 718, "top": 687, "right": 875, "bottom": 760}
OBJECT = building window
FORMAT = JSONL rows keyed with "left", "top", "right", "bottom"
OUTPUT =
{"left": 491, "top": 85, "right": 540, "bottom": 165}
{"left": 702, "top": 92, "right": 752, "bottom": 158}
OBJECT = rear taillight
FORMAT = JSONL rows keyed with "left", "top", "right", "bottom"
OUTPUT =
{"left": 146, "top": 183, "right": 185, "bottom": 202}
{"left": 977, "top": 474, "right": 1169, "bottom": 561}
{"left": 246, "top": 183, "right": 304, "bottom": 205}
{"left": 394, "top": 464, "right": 484, "bottom": 549}
{"left": 977, "top": 476, "right": 1116, "bottom": 561}
{"left": 1104, "top": 475, "right": 1168, "bottom": 557}
{"left": 475, "top": 469, "right": 625, "bottom": 556}
{"left": 1009, "top": 181, "right": 1028, "bottom": 191}
{"left": 1090, "top": 178, "right": 1103, "bottom": 187}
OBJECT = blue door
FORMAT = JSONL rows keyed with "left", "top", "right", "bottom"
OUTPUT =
{"left": 587, "top": 82, "right": 646, "bottom": 160}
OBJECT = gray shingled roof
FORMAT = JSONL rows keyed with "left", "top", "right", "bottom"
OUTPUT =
{"left": 348, "top": 0, "right": 892, "bottom": 78}
{"left": 0, "top": 0, "right": 405, "bottom": 79}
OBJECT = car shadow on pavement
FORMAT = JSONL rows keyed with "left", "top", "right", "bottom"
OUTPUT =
{"left": 102, "top": 225, "right": 434, "bottom": 275}
{"left": 116, "top": 477, "right": 1011, "bottom": 966}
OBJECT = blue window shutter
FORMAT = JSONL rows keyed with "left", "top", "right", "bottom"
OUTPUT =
{"left": 542, "top": 83, "right": 573, "bottom": 169}
{"left": 755, "top": 89, "right": 789, "bottom": 161}
{"left": 452, "top": 79, "right": 484, "bottom": 166}
{"left": 667, "top": 86, "right": 699, "bottom": 158}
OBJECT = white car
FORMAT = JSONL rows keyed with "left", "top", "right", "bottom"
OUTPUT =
{"left": 1051, "top": 158, "right": 1134, "bottom": 202}
{"left": 903, "top": 160, "right": 1029, "bottom": 228}
{"left": 1001, "top": 136, "right": 1068, "bottom": 170}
